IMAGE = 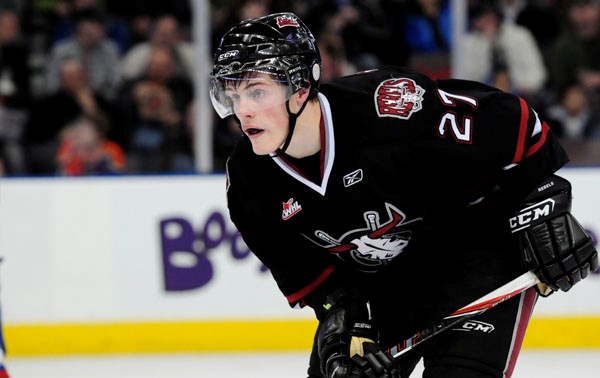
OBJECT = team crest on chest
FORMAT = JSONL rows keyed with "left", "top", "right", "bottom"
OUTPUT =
{"left": 282, "top": 198, "right": 302, "bottom": 220}
{"left": 374, "top": 78, "right": 425, "bottom": 120}
{"left": 304, "top": 203, "right": 422, "bottom": 272}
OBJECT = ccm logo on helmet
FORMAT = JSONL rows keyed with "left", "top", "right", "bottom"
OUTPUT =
{"left": 509, "top": 198, "right": 556, "bottom": 233}
{"left": 218, "top": 50, "right": 239, "bottom": 62}
{"left": 276, "top": 15, "right": 299, "bottom": 28}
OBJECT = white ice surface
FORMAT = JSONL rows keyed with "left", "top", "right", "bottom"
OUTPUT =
{"left": 5, "top": 349, "right": 600, "bottom": 378}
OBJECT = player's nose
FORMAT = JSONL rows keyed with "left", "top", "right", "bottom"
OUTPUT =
{"left": 234, "top": 96, "right": 254, "bottom": 118}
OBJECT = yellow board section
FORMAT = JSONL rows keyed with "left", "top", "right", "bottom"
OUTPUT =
{"left": 4, "top": 319, "right": 319, "bottom": 356}
{"left": 4, "top": 317, "right": 600, "bottom": 356}
{"left": 523, "top": 317, "right": 600, "bottom": 349}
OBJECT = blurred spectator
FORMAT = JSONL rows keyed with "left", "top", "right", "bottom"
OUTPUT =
{"left": 232, "top": 0, "right": 275, "bottom": 20}
{"left": 498, "top": 0, "right": 527, "bottom": 23}
{"left": 548, "top": 0, "right": 600, "bottom": 99}
{"left": 121, "top": 14, "right": 195, "bottom": 80}
{"left": 303, "top": 0, "right": 397, "bottom": 70}
{"left": 0, "top": 8, "right": 30, "bottom": 109}
{"left": 400, "top": 0, "right": 451, "bottom": 79}
{"left": 211, "top": 0, "right": 287, "bottom": 53}
{"left": 116, "top": 45, "right": 194, "bottom": 173}
{"left": 317, "top": 31, "right": 355, "bottom": 82}
{"left": 19, "top": 0, "right": 64, "bottom": 47}
{"left": 0, "top": 7, "right": 30, "bottom": 175}
{"left": 44, "top": 7, "right": 122, "bottom": 100}
{"left": 545, "top": 83, "right": 600, "bottom": 141}
{"left": 498, "top": 0, "right": 561, "bottom": 55}
{"left": 402, "top": 0, "right": 451, "bottom": 53}
{"left": 102, "top": 1, "right": 193, "bottom": 49}
{"left": 23, "top": 57, "right": 116, "bottom": 174}
{"left": 125, "top": 13, "right": 153, "bottom": 48}
{"left": 50, "top": 0, "right": 131, "bottom": 54}
{"left": 56, "top": 115, "right": 126, "bottom": 175}
{"left": 456, "top": 2, "right": 547, "bottom": 98}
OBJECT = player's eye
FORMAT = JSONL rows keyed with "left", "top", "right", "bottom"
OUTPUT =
{"left": 250, "top": 89, "right": 266, "bottom": 100}
{"left": 227, "top": 93, "right": 240, "bottom": 104}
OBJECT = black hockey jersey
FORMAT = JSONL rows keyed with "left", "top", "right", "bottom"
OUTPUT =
{"left": 225, "top": 66, "right": 568, "bottom": 312}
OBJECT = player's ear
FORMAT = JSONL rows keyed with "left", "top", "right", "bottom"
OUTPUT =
{"left": 295, "top": 87, "right": 310, "bottom": 104}
{"left": 288, "top": 87, "right": 309, "bottom": 113}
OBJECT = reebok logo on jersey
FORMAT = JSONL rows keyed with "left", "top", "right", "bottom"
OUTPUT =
{"left": 374, "top": 78, "right": 425, "bottom": 120}
{"left": 343, "top": 169, "right": 363, "bottom": 187}
{"left": 282, "top": 198, "right": 302, "bottom": 220}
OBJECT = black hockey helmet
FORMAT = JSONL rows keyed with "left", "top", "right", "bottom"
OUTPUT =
{"left": 209, "top": 12, "right": 322, "bottom": 119}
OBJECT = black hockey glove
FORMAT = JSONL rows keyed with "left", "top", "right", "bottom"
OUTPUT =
{"left": 316, "top": 288, "right": 399, "bottom": 378}
{"left": 510, "top": 175, "right": 598, "bottom": 295}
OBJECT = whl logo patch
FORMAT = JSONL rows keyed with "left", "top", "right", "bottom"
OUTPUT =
{"left": 282, "top": 198, "right": 302, "bottom": 220}
{"left": 374, "top": 78, "right": 425, "bottom": 120}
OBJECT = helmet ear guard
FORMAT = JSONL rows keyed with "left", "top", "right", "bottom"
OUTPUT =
{"left": 287, "top": 62, "right": 314, "bottom": 93}
{"left": 311, "top": 62, "right": 321, "bottom": 83}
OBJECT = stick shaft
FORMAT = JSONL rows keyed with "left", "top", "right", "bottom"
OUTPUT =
{"left": 388, "top": 271, "right": 540, "bottom": 358}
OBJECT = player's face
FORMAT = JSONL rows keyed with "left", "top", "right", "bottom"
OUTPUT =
{"left": 225, "top": 74, "right": 290, "bottom": 155}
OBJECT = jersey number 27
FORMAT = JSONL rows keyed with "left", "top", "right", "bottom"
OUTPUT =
{"left": 436, "top": 89, "right": 478, "bottom": 144}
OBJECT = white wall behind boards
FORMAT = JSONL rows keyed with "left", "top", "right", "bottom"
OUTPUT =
{"left": 0, "top": 175, "right": 297, "bottom": 324}
{"left": 0, "top": 168, "right": 598, "bottom": 325}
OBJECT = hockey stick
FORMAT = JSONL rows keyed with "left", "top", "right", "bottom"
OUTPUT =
{"left": 388, "top": 270, "right": 540, "bottom": 359}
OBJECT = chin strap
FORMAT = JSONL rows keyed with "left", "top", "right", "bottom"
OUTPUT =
{"left": 278, "top": 90, "right": 312, "bottom": 154}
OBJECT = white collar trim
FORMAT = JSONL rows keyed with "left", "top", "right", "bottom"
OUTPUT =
{"left": 270, "top": 93, "right": 335, "bottom": 196}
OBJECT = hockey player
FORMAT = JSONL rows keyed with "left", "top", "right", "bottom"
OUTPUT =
{"left": 210, "top": 12, "right": 599, "bottom": 378}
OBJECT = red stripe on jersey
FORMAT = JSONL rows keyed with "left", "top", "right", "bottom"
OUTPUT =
{"left": 504, "top": 287, "right": 537, "bottom": 378}
{"left": 524, "top": 122, "right": 550, "bottom": 159}
{"left": 512, "top": 98, "right": 530, "bottom": 164}
{"left": 286, "top": 264, "right": 336, "bottom": 304}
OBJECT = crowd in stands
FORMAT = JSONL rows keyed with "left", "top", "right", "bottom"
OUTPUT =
{"left": 1, "top": 0, "right": 600, "bottom": 176}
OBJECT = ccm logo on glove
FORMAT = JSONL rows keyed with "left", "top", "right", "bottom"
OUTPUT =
{"left": 509, "top": 198, "right": 555, "bottom": 232}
